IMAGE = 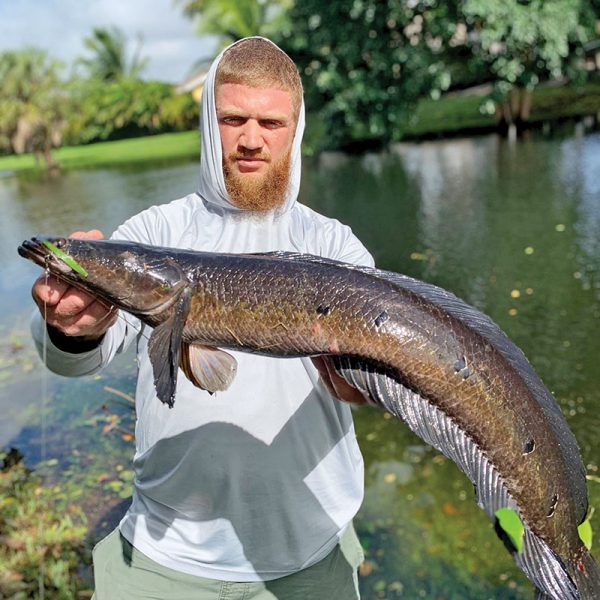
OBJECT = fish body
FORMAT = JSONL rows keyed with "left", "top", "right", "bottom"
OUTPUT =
{"left": 18, "top": 236, "right": 600, "bottom": 599}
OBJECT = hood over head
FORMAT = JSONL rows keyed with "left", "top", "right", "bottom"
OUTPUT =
{"left": 197, "top": 37, "right": 305, "bottom": 216}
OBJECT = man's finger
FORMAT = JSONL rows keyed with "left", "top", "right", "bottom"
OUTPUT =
{"left": 311, "top": 356, "right": 329, "bottom": 378}
{"left": 48, "top": 301, "right": 117, "bottom": 337}
{"left": 316, "top": 356, "right": 370, "bottom": 406}
{"left": 68, "top": 301, "right": 117, "bottom": 337}
{"left": 53, "top": 287, "right": 99, "bottom": 319}
{"left": 69, "top": 230, "right": 104, "bottom": 240}
{"left": 32, "top": 274, "right": 69, "bottom": 306}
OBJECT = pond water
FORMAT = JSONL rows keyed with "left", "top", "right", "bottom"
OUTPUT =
{"left": 1, "top": 132, "right": 599, "bottom": 599}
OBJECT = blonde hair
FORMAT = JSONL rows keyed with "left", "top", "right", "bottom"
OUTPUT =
{"left": 215, "top": 38, "right": 303, "bottom": 120}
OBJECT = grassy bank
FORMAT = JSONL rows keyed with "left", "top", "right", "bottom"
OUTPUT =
{"left": 0, "top": 83, "right": 597, "bottom": 174}
{"left": 405, "top": 82, "right": 600, "bottom": 138}
{"left": 0, "top": 130, "right": 200, "bottom": 174}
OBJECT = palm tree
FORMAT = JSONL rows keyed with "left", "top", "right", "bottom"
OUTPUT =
{"left": 0, "top": 49, "right": 67, "bottom": 168}
{"left": 176, "top": 0, "right": 293, "bottom": 45}
{"left": 79, "top": 26, "right": 148, "bottom": 82}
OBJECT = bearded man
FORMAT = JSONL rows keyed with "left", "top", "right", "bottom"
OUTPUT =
{"left": 30, "top": 37, "right": 374, "bottom": 599}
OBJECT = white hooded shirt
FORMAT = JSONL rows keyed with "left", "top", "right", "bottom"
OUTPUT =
{"left": 32, "top": 38, "right": 374, "bottom": 581}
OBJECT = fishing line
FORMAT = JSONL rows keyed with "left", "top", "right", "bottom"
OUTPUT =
{"left": 32, "top": 276, "right": 144, "bottom": 599}
{"left": 116, "top": 311, "right": 149, "bottom": 343}
{"left": 38, "top": 271, "right": 49, "bottom": 600}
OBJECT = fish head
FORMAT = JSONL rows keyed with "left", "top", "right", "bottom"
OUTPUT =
{"left": 18, "top": 236, "right": 188, "bottom": 316}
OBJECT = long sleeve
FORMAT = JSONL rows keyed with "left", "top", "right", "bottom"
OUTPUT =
{"left": 334, "top": 225, "right": 375, "bottom": 268}
{"left": 30, "top": 305, "right": 141, "bottom": 378}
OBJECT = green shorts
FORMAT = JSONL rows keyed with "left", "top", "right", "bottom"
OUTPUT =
{"left": 92, "top": 526, "right": 364, "bottom": 600}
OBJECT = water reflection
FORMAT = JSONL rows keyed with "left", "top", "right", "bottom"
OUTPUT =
{"left": 304, "top": 133, "right": 600, "bottom": 598}
{"left": 0, "top": 133, "right": 598, "bottom": 598}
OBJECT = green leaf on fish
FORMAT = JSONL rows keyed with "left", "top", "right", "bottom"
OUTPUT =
{"left": 42, "top": 240, "right": 88, "bottom": 278}
{"left": 578, "top": 510, "right": 594, "bottom": 550}
{"left": 495, "top": 507, "right": 525, "bottom": 553}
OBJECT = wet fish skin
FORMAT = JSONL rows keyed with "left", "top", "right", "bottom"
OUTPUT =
{"left": 18, "top": 236, "right": 600, "bottom": 600}
{"left": 183, "top": 252, "right": 587, "bottom": 561}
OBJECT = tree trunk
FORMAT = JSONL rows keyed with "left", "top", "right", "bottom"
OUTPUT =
{"left": 520, "top": 88, "right": 533, "bottom": 122}
{"left": 498, "top": 86, "right": 534, "bottom": 138}
{"left": 43, "top": 146, "right": 59, "bottom": 170}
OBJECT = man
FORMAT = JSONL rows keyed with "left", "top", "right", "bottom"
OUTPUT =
{"left": 31, "top": 37, "right": 374, "bottom": 599}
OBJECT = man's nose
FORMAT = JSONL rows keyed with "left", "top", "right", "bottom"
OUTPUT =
{"left": 239, "top": 120, "right": 263, "bottom": 150}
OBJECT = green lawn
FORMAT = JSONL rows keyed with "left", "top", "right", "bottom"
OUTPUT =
{"left": 0, "top": 131, "right": 200, "bottom": 173}
{"left": 0, "top": 83, "right": 597, "bottom": 174}
{"left": 404, "top": 82, "right": 600, "bottom": 138}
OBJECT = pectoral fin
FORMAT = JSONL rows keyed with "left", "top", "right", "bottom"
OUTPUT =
{"left": 148, "top": 287, "right": 191, "bottom": 408}
{"left": 180, "top": 342, "right": 237, "bottom": 393}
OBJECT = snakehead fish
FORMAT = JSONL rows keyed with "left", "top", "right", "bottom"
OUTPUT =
{"left": 18, "top": 236, "right": 600, "bottom": 599}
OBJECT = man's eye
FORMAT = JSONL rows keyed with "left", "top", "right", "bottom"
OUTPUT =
{"left": 222, "top": 117, "right": 244, "bottom": 125}
{"left": 262, "top": 120, "right": 282, "bottom": 128}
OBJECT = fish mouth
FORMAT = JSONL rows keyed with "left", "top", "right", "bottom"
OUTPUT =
{"left": 18, "top": 236, "right": 186, "bottom": 318}
{"left": 18, "top": 237, "right": 75, "bottom": 277}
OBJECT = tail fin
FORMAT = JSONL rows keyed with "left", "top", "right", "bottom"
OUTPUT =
{"left": 332, "top": 356, "right": 600, "bottom": 600}
{"left": 533, "top": 551, "right": 600, "bottom": 600}
{"left": 516, "top": 529, "right": 579, "bottom": 599}
{"left": 571, "top": 548, "right": 600, "bottom": 600}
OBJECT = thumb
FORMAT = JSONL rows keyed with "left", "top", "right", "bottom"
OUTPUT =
{"left": 69, "top": 230, "right": 105, "bottom": 240}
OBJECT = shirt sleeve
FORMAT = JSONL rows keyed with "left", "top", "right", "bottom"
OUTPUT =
{"left": 29, "top": 207, "right": 166, "bottom": 377}
{"left": 30, "top": 309, "right": 137, "bottom": 377}
{"left": 334, "top": 226, "right": 375, "bottom": 268}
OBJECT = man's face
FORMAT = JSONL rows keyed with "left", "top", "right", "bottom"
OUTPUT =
{"left": 216, "top": 83, "right": 296, "bottom": 211}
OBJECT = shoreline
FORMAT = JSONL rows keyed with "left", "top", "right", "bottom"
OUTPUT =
{"left": 1, "top": 83, "right": 598, "bottom": 175}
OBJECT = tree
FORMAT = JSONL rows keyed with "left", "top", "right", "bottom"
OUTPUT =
{"left": 280, "top": 1, "right": 450, "bottom": 150}
{"left": 67, "top": 79, "right": 199, "bottom": 144}
{"left": 281, "top": 0, "right": 595, "bottom": 148}
{"left": 79, "top": 26, "right": 148, "bottom": 82}
{"left": 176, "top": 0, "right": 293, "bottom": 46}
{"left": 0, "top": 49, "right": 68, "bottom": 168}
{"left": 458, "top": 0, "right": 593, "bottom": 133}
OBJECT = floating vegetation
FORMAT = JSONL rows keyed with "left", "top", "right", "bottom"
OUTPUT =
{"left": 0, "top": 448, "right": 90, "bottom": 599}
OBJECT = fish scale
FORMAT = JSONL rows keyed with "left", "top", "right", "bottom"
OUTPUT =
{"left": 18, "top": 236, "right": 600, "bottom": 600}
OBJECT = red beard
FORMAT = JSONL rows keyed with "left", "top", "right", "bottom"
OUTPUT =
{"left": 223, "top": 149, "right": 291, "bottom": 212}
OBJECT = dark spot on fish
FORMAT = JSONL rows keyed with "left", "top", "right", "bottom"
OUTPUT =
{"left": 453, "top": 356, "right": 473, "bottom": 380}
{"left": 523, "top": 439, "right": 535, "bottom": 455}
{"left": 375, "top": 311, "right": 389, "bottom": 327}
{"left": 454, "top": 357, "right": 466, "bottom": 372}
{"left": 316, "top": 305, "right": 331, "bottom": 316}
{"left": 547, "top": 493, "right": 558, "bottom": 517}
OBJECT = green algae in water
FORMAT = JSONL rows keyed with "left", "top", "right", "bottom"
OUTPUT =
{"left": 42, "top": 240, "right": 88, "bottom": 278}
{"left": 495, "top": 507, "right": 525, "bottom": 553}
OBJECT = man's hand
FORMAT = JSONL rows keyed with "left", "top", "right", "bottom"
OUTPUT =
{"left": 311, "top": 356, "right": 370, "bottom": 406}
{"left": 31, "top": 230, "right": 117, "bottom": 343}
